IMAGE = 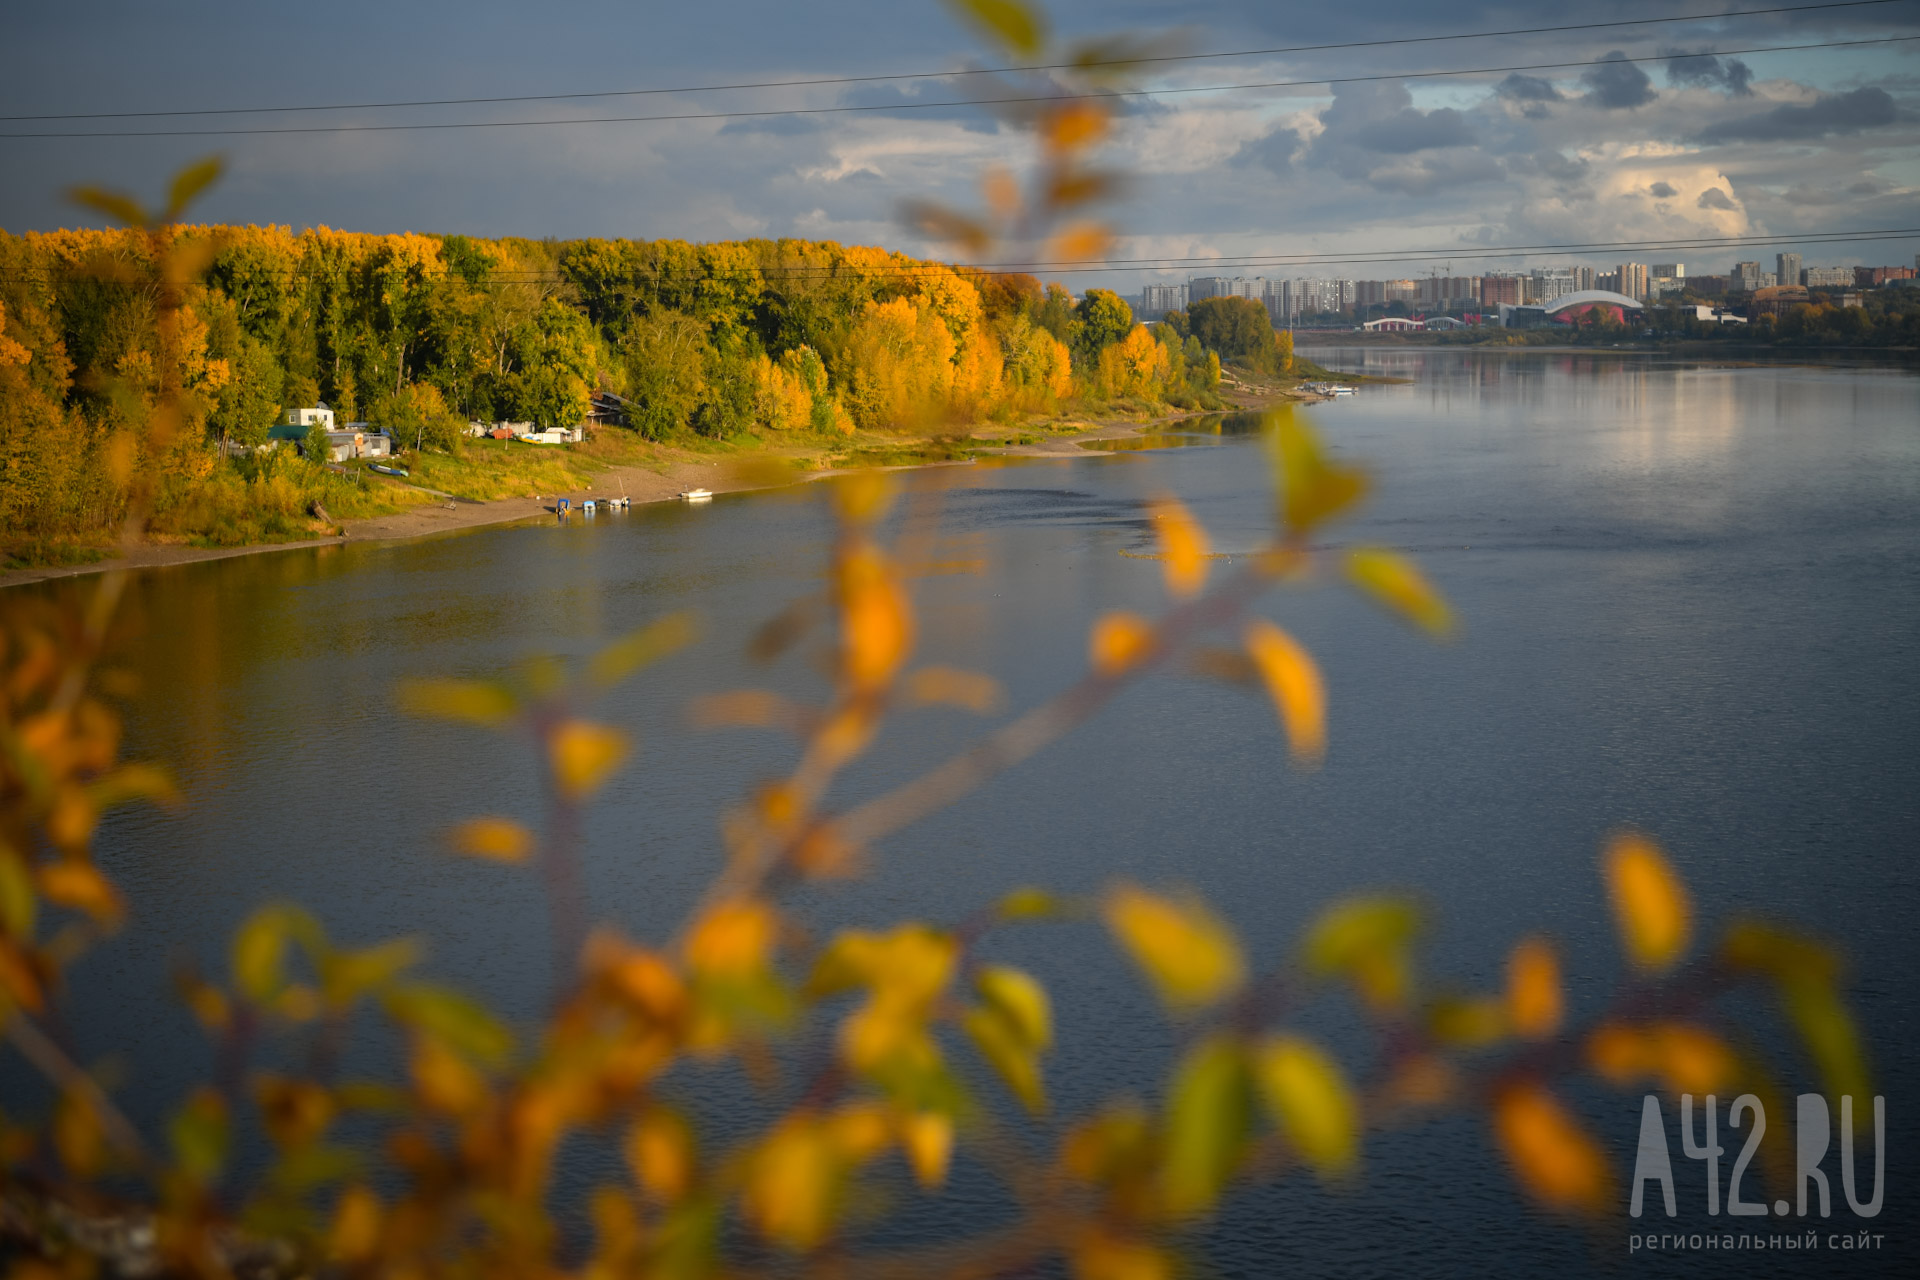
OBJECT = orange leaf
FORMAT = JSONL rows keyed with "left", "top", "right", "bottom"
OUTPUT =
{"left": 1242, "top": 619, "right": 1325, "bottom": 766}
{"left": 685, "top": 899, "right": 777, "bottom": 979}
{"left": 449, "top": 817, "right": 534, "bottom": 863}
{"left": 626, "top": 1108, "right": 695, "bottom": 1203}
{"left": 548, "top": 721, "right": 629, "bottom": 799}
{"left": 1051, "top": 222, "right": 1113, "bottom": 265}
{"left": 1492, "top": 1081, "right": 1611, "bottom": 1214}
{"left": 1506, "top": 936, "right": 1563, "bottom": 1040}
{"left": 37, "top": 861, "right": 124, "bottom": 924}
{"left": 838, "top": 544, "right": 914, "bottom": 693}
{"left": 1089, "top": 611, "right": 1153, "bottom": 676}
{"left": 328, "top": 1185, "right": 383, "bottom": 1263}
{"left": 1603, "top": 831, "right": 1691, "bottom": 972}
{"left": 1042, "top": 102, "right": 1109, "bottom": 153}
{"left": 1148, "top": 494, "right": 1209, "bottom": 599}
{"left": 901, "top": 1111, "right": 953, "bottom": 1189}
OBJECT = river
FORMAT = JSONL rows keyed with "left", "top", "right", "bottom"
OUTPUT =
{"left": 30, "top": 348, "right": 1920, "bottom": 1276}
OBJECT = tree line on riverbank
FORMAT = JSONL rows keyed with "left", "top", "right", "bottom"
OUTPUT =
{"left": 1, "top": 226, "right": 1236, "bottom": 564}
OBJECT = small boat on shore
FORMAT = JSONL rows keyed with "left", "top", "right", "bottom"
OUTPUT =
{"left": 603, "top": 495, "right": 631, "bottom": 510}
{"left": 369, "top": 463, "right": 410, "bottom": 477}
{"left": 679, "top": 488, "right": 713, "bottom": 502}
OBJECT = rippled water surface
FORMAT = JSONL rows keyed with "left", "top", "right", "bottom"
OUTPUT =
{"left": 34, "top": 349, "right": 1920, "bottom": 1276}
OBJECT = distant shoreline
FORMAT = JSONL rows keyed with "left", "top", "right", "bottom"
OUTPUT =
{"left": 0, "top": 391, "right": 1316, "bottom": 594}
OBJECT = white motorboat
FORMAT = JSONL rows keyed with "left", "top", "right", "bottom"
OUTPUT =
{"left": 680, "top": 488, "right": 713, "bottom": 502}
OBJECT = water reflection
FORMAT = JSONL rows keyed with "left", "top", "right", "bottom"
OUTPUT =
{"left": 27, "top": 350, "right": 1920, "bottom": 1277}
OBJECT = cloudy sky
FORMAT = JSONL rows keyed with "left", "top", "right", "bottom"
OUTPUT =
{"left": 3, "top": 0, "right": 1917, "bottom": 285}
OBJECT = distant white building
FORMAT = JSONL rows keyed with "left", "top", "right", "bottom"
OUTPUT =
{"left": 287, "top": 405, "right": 336, "bottom": 431}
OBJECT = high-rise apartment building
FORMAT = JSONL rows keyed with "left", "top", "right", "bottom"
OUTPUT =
{"left": 1732, "top": 261, "right": 1765, "bottom": 292}
{"left": 1615, "top": 263, "right": 1649, "bottom": 299}
{"left": 1529, "top": 269, "right": 1580, "bottom": 303}
{"left": 1802, "top": 267, "right": 1852, "bottom": 289}
{"left": 1479, "top": 274, "right": 1526, "bottom": 307}
{"left": 1141, "top": 282, "right": 1188, "bottom": 318}
{"left": 1777, "top": 253, "right": 1803, "bottom": 288}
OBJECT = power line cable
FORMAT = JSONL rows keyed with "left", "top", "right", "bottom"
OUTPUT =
{"left": 1, "top": 34, "right": 1912, "bottom": 139}
{"left": 0, "top": 0, "right": 1898, "bottom": 123}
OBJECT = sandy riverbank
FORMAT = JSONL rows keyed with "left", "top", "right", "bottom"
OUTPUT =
{"left": 0, "top": 395, "right": 1312, "bottom": 593}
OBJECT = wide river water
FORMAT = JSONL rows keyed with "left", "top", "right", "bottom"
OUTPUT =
{"left": 28, "top": 348, "right": 1920, "bottom": 1276}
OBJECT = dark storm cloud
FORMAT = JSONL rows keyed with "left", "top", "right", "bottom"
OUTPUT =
{"left": 1697, "top": 87, "right": 1899, "bottom": 142}
{"left": 1496, "top": 72, "right": 1560, "bottom": 118}
{"left": 1664, "top": 50, "right": 1754, "bottom": 96}
{"left": 1581, "top": 52, "right": 1656, "bottom": 110}
{"left": 1230, "top": 125, "right": 1302, "bottom": 176}
{"left": 717, "top": 115, "right": 826, "bottom": 137}
{"left": 1648, "top": 181, "right": 1677, "bottom": 198}
{"left": 1309, "top": 82, "right": 1473, "bottom": 160}
{"left": 1697, "top": 187, "right": 1738, "bottom": 210}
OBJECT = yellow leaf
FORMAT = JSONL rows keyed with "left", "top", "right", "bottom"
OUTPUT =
{"left": 838, "top": 544, "right": 915, "bottom": 693}
{"left": 0, "top": 852, "right": 34, "bottom": 939}
{"left": 901, "top": 665, "right": 1005, "bottom": 714}
{"left": 1506, "top": 936, "right": 1563, "bottom": 1040}
{"left": 965, "top": 1005, "right": 1046, "bottom": 1113}
{"left": 1270, "top": 410, "right": 1369, "bottom": 535}
{"left": 396, "top": 678, "right": 518, "bottom": 727}
{"left": 1103, "top": 884, "right": 1245, "bottom": 1013}
{"left": 1492, "top": 1082, "right": 1611, "bottom": 1214}
{"left": 1242, "top": 619, "right": 1325, "bottom": 766}
{"left": 746, "top": 1118, "right": 843, "bottom": 1251}
{"left": 409, "top": 1036, "right": 490, "bottom": 1114}
{"left": 1072, "top": 1232, "right": 1172, "bottom": 1280}
{"left": 548, "top": 720, "right": 629, "bottom": 799}
{"left": 626, "top": 1108, "right": 695, "bottom": 1203}
{"left": 1160, "top": 1036, "right": 1253, "bottom": 1219}
{"left": 1089, "top": 611, "right": 1154, "bottom": 676}
{"left": 829, "top": 1102, "right": 894, "bottom": 1162}
{"left": 1300, "top": 896, "right": 1420, "bottom": 1014}
{"left": 1148, "top": 493, "right": 1209, "bottom": 599}
{"left": 902, "top": 1111, "right": 953, "bottom": 1189}
{"left": 589, "top": 611, "right": 698, "bottom": 690}
{"left": 449, "top": 817, "right": 534, "bottom": 863}
{"left": 1345, "top": 547, "right": 1454, "bottom": 637}
{"left": 830, "top": 472, "right": 894, "bottom": 525}
{"left": 948, "top": 0, "right": 1047, "bottom": 58}
{"left": 998, "top": 886, "right": 1066, "bottom": 920}
{"left": 1603, "top": 831, "right": 1691, "bottom": 972}
{"left": 976, "top": 965, "right": 1051, "bottom": 1050}
{"left": 685, "top": 899, "right": 778, "bottom": 979}
{"left": 328, "top": 1185, "right": 382, "bottom": 1262}
{"left": 1253, "top": 1034, "right": 1359, "bottom": 1180}
{"left": 36, "top": 860, "right": 123, "bottom": 925}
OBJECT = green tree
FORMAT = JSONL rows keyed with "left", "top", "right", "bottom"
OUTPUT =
{"left": 302, "top": 418, "right": 332, "bottom": 463}
{"left": 208, "top": 335, "right": 284, "bottom": 447}
{"left": 619, "top": 309, "right": 711, "bottom": 439}
{"left": 506, "top": 299, "right": 596, "bottom": 429}
{"left": 1071, "top": 288, "right": 1133, "bottom": 370}
{"left": 1187, "top": 296, "right": 1278, "bottom": 373}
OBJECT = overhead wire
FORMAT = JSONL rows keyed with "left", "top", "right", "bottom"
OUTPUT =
{"left": 0, "top": 0, "right": 1898, "bottom": 124}
{"left": 1, "top": 33, "right": 1914, "bottom": 139}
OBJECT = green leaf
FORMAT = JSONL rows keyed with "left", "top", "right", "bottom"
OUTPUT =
{"left": 1301, "top": 896, "right": 1422, "bottom": 1013}
{"left": 1159, "top": 1036, "right": 1254, "bottom": 1219}
{"left": 589, "top": 611, "right": 698, "bottom": 690}
{"left": 169, "top": 1089, "right": 229, "bottom": 1182}
{"left": 1253, "top": 1034, "right": 1359, "bottom": 1180}
{"left": 946, "top": 0, "right": 1046, "bottom": 57}
{"left": 164, "top": 155, "right": 225, "bottom": 221}
{"left": 322, "top": 937, "right": 423, "bottom": 1006}
{"left": 67, "top": 185, "right": 149, "bottom": 229}
{"left": 1104, "top": 883, "right": 1245, "bottom": 1014}
{"left": 396, "top": 678, "right": 519, "bottom": 727}
{"left": 976, "top": 965, "right": 1051, "bottom": 1050}
{"left": 997, "top": 886, "right": 1067, "bottom": 920}
{"left": 231, "top": 904, "right": 323, "bottom": 1004}
{"left": 0, "top": 852, "right": 35, "bottom": 940}
{"left": 383, "top": 983, "right": 513, "bottom": 1068}
{"left": 964, "top": 1004, "right": 1045, "bottom": 1113}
